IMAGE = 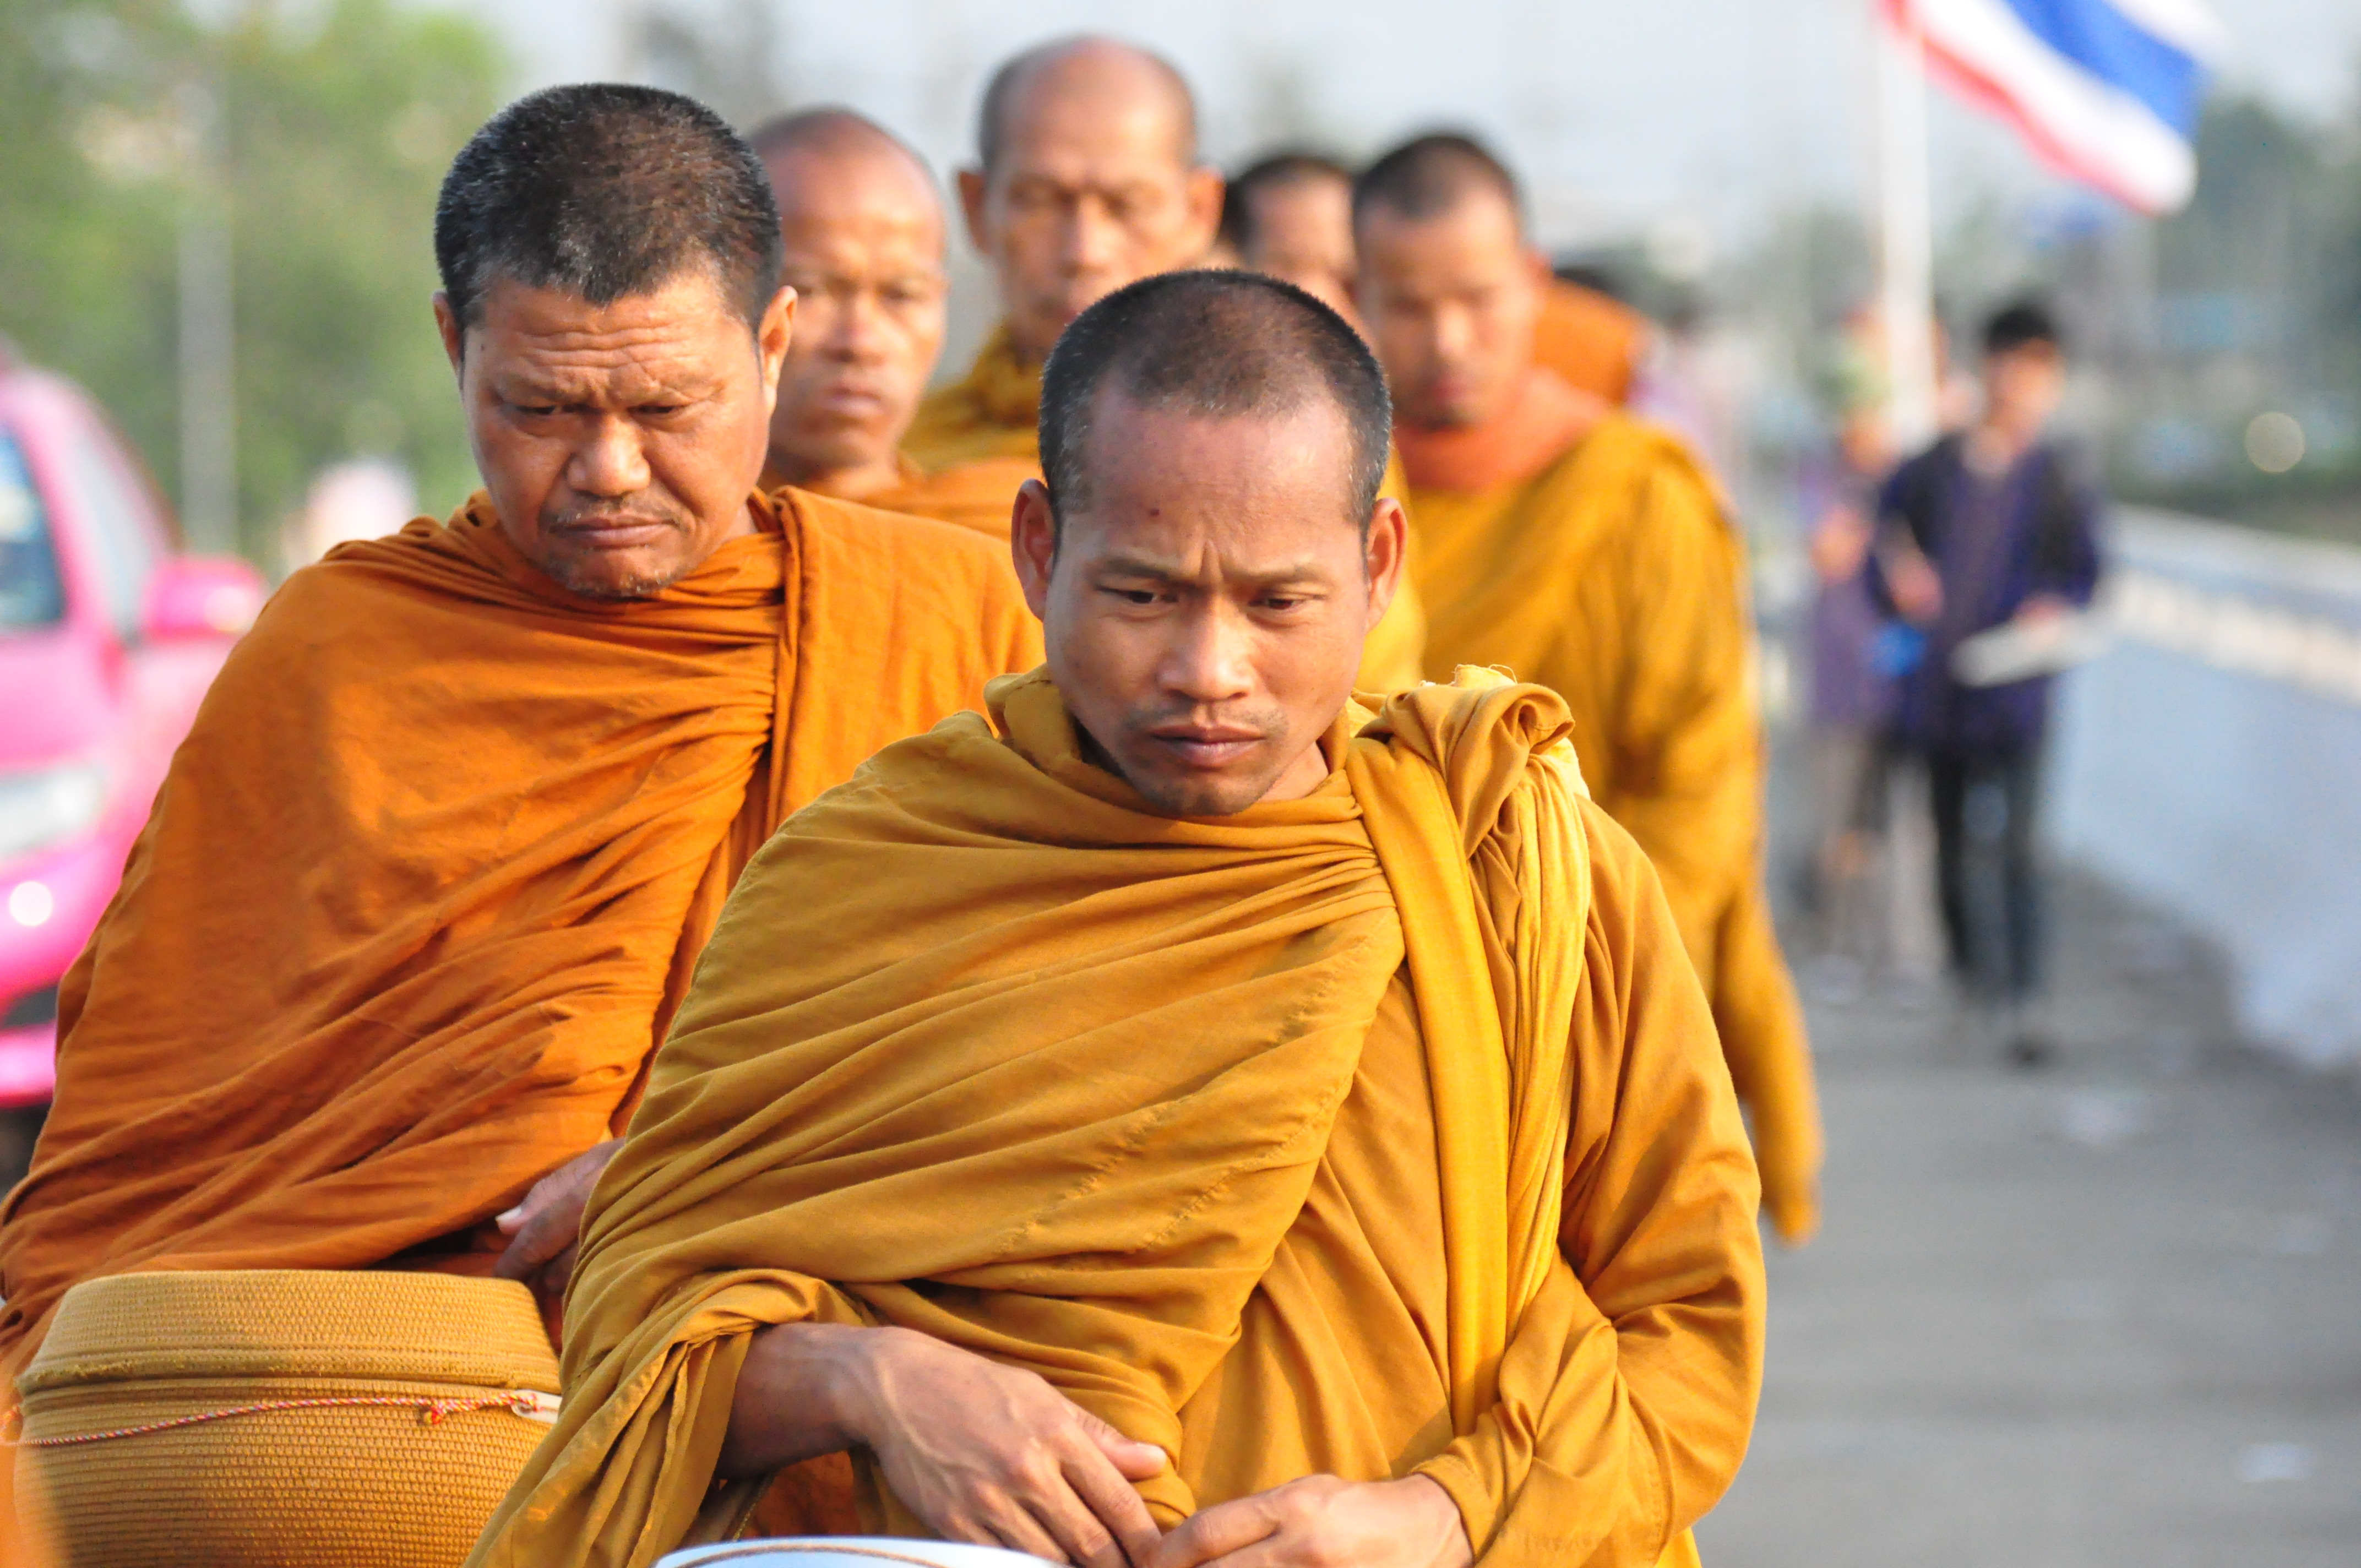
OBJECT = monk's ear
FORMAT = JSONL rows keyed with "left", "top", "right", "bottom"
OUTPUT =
{"left": 956, "top": 168, "right": 992, "bottom": 255}
{"left": 432, "top": 292, "right": 465, "bottom": 380}
{"left": 1362, "top": 494, "right": 1406, "bottom": 630}
{"left": 1009, "top": 480, "right": 1058, "bottom": 619}
{"left": 1182, "top": 166, "right": 1225, "bottom": 254}
{"left": 1523, "top": 248, "right": 1554, "bottom": 290}
{"left": 756, "top": 285, "right": 796, "bottom": 409}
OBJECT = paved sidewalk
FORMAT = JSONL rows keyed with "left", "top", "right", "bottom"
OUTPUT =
{"left": 1697, "top": 872, "right": 2361, "bottom": 1566}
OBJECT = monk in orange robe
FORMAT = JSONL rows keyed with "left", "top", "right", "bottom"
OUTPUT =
{"left": 907, "top": 41, "right": 1424, "bottom": 689}
{"left": 472, "top": 272, "right": 1760, "bottom": 1568}
{"left": 748, "top": 107, "right": 1032, "bottom": 535}
{"left": 0, "top": 85, "right": 1038, "bottom": 1401}
{"left": 1356, "top": 134, "right": 1821, "bottom": 1245}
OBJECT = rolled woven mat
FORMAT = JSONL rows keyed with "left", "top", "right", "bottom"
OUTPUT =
{"left": 13, "top": 1269, "right": 561, "bottom": 1568}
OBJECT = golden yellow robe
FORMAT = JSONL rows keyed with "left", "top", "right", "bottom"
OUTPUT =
{"left": 904, "top": 325, "right": 1429, "bottom": 692}
{"left": 1405, "top": 384, "right": 1823, "bottom": 1243}
{"left": 470, "top": 669, "right": 1763, "bottom": 1568}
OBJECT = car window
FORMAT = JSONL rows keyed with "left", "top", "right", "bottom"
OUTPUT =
{"left": 59, "top": 416, "right": 163, "bottom": 638}
{"left": 0, "top": 427, "right": 66, "bottom": 633}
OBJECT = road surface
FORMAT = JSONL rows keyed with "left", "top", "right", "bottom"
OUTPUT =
{"left": 1698, "top": 871, "right": 2361, "bottom": 1566}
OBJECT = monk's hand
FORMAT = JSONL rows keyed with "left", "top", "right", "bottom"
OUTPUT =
{"left": 730, "top": 1322, "right": 1166, "bottom": 1568}
{"left": 1146, "top": 1474, "right": 1471, "bottom": 1568}
{"left": 492, "top": 1138, "right": 622, "bottom": 1302}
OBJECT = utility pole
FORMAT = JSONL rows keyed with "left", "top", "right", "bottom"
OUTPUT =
{"left": 1873, "top": 1, "right": 1939, "bottom": 450}
{"left": 176, "top": 80, "right": 237, "bottom": 556}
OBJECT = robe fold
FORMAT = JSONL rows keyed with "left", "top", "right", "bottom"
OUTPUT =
{"left": 901, "top": 324, "right": 1429, "bottom": 692}
{"left": 757, "top": 458, "right": 1035, "bottom": 540}
{"left": 0, "top": 487, "right": 1041, "bottom": 1380}
{"left": 1402, "top": 382, "right": 1823, "bottom": 1243}
{"left": 1532, "top": 279, "right": 1648, "bottom": 407}
{"left": 469, "top": 667, "right": 1763, "bottom": 1568}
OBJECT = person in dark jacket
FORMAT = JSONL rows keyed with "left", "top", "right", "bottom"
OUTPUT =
{"left": 1869, "top": 300, "right": 2103, "bottom": 1063}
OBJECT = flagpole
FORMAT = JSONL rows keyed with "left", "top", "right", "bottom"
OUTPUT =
{"left": 1874, "top": 1, "right": 1939, "bottom": 451}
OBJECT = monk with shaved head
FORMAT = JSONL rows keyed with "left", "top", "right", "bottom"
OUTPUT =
{"left": 750, "top": 107, "right": 1027, "bottom": 534}
{"left": 1358, "top": 133, "right": 1824, "bottom": 1246}
{"left": 475, "top": 268, "right": 1761, "bottom": 1568}
{"left": 906, "top": 37, "right": 1426, "bottom": 687}
{"left": 905, "top": 33, "right": 1219, "bottom": 472}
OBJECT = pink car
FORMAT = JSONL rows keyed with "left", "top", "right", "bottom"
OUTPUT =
{"left": 0, "top": 349, "right": 264, "bottom": 1164}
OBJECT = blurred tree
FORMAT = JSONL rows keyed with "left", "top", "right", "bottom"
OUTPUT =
{"left": 0, "top": 1, "right": 504, "bottom": 561}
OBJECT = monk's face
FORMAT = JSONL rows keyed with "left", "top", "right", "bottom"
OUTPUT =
{"left": 764, "top": 145, "right": 949, "bottom": 486}
{"left": 959, "top": 58, "right": 1222, "bottom": 362}
{"left": 1241, "top": 178, "right": 1360, "bottom": 328}
{"left": 1357, "top": 192, "right": 1547, "bottom": 429}
{"left": 436, "top": 270, "right": 792, "bottom": 599}
{"left": 1010, "top": 391, "right": 1405, "bottom": 818}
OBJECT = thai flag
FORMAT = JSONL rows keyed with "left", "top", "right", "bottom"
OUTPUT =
{"left": 1886, "top": 0, "right": 2227, "bottom": 213}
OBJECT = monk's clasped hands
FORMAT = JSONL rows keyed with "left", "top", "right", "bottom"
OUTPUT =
{"left": 1143, "top": 1474, "right": 1474, "bottom": 1568}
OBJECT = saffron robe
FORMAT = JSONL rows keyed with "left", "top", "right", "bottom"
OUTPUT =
{"left": 903, "top": 324, "right": 1429, "bottom": 691}
{"left": 1402, "top": 375, "right": 1823, "bottom": 1243}
{"left": 757, "top": 456, "right": 1034, "bottom": 540}
{"left": 0, "top": 488, "right": 1041, "bottom": 1378}
{"left": 468, "top": 668, "right": 1764, "bottom": 1568}
{"left": 1533, "top": 279, "right": 1647, "bottom": 406}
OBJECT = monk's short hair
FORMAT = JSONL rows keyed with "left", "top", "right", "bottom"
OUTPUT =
{"left": 1221, "top": 151, "right": 1352, "bottom": 257}
{"left": 1352, "top": 132, "right": 1524, "bottom": 232}
{"left": 436, "top": 84, "right": 784, "bottom": 333}
{"left": 1039, "top": 270, "right": 1391, "bottom": 533}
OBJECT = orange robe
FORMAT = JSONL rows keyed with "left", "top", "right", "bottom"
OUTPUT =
{"left": 904, "top": 325, "right": 1429, "bottom": 691}
{"left": 757, "top": 455, "right": 1033, "bottom": 540}
{"left": 1533, "top": 278, "right": 1649, "bottom": 406}
{"left": 0, "top": 488, "right": 1040, "bottom": 1380}
{"left": 470, "top": 670, "right": 1763, "bottom": 1568}
{"left": 1402, "top": 372, "right": 1822, "bottom": 1243}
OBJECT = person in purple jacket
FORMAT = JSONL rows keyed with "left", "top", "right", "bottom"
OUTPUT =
{"left": 1869, "top": 300, "right": 2103, "bottom": 1064}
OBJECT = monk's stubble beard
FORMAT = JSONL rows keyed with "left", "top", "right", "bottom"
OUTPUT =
{"left": 535, "top": 498, "right": 704, "bottom": 601}
{"left": 1082, "top": 699, "right": 1302, "bottom": 819}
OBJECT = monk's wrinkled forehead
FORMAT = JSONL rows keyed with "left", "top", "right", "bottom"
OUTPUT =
{"left": 471, "top": 272, "right": 747, "bottom": 404}
{"left": 980, "top": 37, "right": 1198, "bottom": 175}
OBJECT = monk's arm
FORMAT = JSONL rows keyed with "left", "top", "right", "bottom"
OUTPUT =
{"left": 1596, "top": 464, "right": 1758, "bottom": 964}
{"left": 1415, "top": 813, "right": 1766, "bottom": 1562}
{"left": 721, "top": 1320, "right": 1166, "bottom": 1568}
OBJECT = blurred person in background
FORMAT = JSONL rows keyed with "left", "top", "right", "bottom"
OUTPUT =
{"left": 1220, "top": 151, "right": 1362, "bottom": 327}
{"left": 750, "top": 107, "right": 1031, "bottom": 536}
{"left": 1357, "top": 133, "right": 1821, "bottom": 1245}
{"left": 1869, "top": 300, "right": 2103, "bottom": 1066}
{"left": 902, "top": 34, "right": 1221, "bottom": 473}
{"left": 0, "top": 83, "right": 1038, "bottom": 1416}
{"left": 1796, "top": 312, "right": 1949, "bottom": 1000}
{"left": 905, "top": 36, "right": 1423, "bottom": 690}
{"left": 280, "top": 455, "right": 417, "bottom": 570}
{"left": 1797, "top": 320, "right": 1901, "bottom": 994}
